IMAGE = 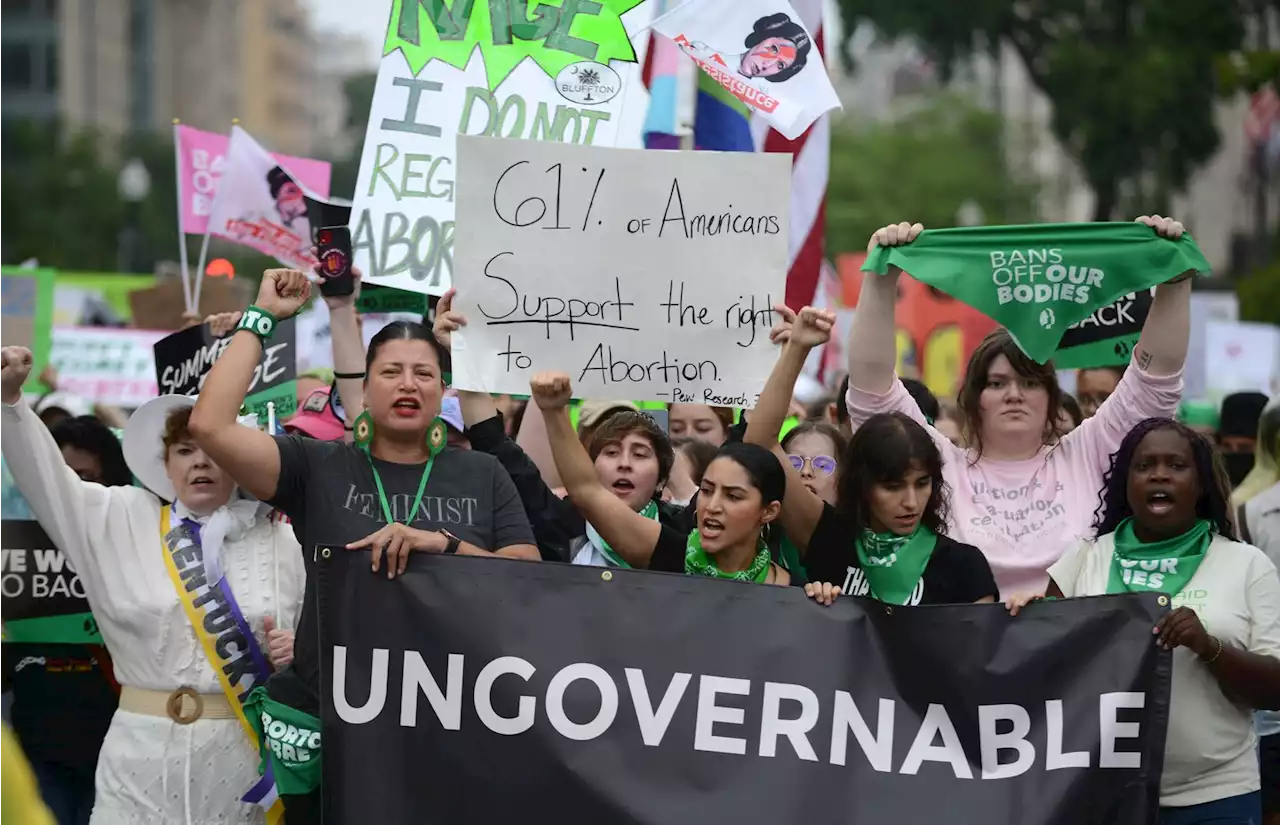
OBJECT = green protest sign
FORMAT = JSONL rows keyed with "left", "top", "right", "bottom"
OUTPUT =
{"left": 386, "top": 0, "right": 643, "bottom": 88}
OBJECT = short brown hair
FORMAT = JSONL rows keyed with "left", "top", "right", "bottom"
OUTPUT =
{"left": 587, "top": 411, "right": 674, "bottom": 491}
{"left": 162, "top": 407, "right": 195, "bottom": 457}
{"left": 957, "top": 328, "right": 1062, "bottom": 457}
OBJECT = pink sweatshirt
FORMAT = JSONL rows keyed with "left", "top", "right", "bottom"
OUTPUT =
{"left": 845, "top": 363, "right": 1183, "bottom": 598}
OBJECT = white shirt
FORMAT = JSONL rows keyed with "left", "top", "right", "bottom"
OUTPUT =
{"left": 1, "top": 400, "right": 306, "bottom": 825}
{"left": 1049, "top": 531, "right": 1280, "bottom": 807}
{"left": 1244, "top": 482, "right": 1280, "bottom": 737}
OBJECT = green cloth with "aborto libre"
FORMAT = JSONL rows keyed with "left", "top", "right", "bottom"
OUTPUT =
{"left": 862, "top": 223, "right": 1211, "bottom": 363}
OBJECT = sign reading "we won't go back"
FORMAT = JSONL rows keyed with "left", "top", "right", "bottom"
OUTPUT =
{"left": 450, "top": 136, "right": 791, "bottom": 405}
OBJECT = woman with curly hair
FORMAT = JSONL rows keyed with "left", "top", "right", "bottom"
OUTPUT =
{"left": 1012, "top": 418, "right": 1280, "bottom": 825}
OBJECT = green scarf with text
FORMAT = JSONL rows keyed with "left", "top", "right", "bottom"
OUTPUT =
{"left": 1107, "top": 517, "right": 1211, "bottom": 596}
{"left": 862, "top": 223, "right": 1210, "bottom": 363}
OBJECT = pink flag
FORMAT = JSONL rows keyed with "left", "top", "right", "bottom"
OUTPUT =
{"left": 175, "top": 125, "right": 332, "bottom": 235}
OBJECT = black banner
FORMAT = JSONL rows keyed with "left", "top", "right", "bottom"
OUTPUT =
{"left": 153, "top": 317, "right": 298, "bottom": 420}
{"left": 1055, "top": 288, "right": 1155, "bottom": 369}
{"left": 1, "top": 519, "right": 100, "bottom": 643}
{"left": 319, "top": 551, "right": 1171, "bottom": 825}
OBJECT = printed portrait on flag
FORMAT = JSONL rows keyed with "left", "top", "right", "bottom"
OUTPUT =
{"left": 652, "top": 0, "right": 839, "bottom": 139}
{"left": 683, "top": 14, "right": 812, "bottom": 83}
{"left": 206, "top": 126, "right": 318, "bottom": 271}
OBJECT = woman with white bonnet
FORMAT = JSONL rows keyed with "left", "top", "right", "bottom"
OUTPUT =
{"left": 0, "top": 345, "right": 304, "bottom": 825}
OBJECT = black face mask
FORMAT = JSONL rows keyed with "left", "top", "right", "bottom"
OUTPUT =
{"left": 1222, "top": 452, "right": 1255, "bottom": 488}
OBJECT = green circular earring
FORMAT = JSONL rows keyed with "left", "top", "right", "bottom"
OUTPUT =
{"left": 353, "top": 410, "right": 374, "bottom": 449}
{"left": 426, "top": 417, "right": 447, "bottom": 457}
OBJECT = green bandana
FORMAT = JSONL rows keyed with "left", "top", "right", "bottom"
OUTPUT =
{"left": 684, "top": 529, "right": 771, "bottom": 583}
{"left": 586, "top": 500, "right": 659, "bottom": 569}
{"left": 244, "top": 686, "right": 322, "bottom": 797}
{"left": 862, "top": 223, "right": 1210, "bottom": 363}
{"left": 1107, "top": 517, "right": 1211, "bottom": 595}
{"left": 855, "top": 525, "right": 938, "bottom": 605}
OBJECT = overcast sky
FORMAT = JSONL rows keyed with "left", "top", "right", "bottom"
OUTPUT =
{"left": 309, "top": 0, "right": 393, "bottom": 66}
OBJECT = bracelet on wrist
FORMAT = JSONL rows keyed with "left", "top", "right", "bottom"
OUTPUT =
{"left": 1201, "top": 635, "right": 1224, "bottom": 664}
{"left": 236, "top": 305, "right": 278, "bottom": 340}
{"left": 334, "top": 371, "right": 365, "bottom": 379}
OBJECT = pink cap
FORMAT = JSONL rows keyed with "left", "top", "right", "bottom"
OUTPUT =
{"left": 284, "top": 388, "right": 345, "bottom": 441}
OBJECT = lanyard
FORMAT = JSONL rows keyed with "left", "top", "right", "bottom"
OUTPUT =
{"left": 366, "top": 452, "right": 434, "bottom": 526}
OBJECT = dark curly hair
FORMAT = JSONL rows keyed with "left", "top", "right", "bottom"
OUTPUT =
{"left": 835, "top": 412, "right": 950, "bottom": 534}
{"left": 1091, "top": 417, "right": 1236, "bottom": 539}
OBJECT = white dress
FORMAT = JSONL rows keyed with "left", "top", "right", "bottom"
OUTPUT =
{"left": 1, "top": 399, "right": 306, "bottom": 825}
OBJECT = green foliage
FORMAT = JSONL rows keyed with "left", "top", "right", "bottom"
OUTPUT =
{"left": 837, "top": 0, "right": 1250, "bottom": 220}
{"left": 826, "top": 95, "right": 1040, "bottom": 254}
{"left": 1236, "top": 262, "right": 1280, "bottom": 325}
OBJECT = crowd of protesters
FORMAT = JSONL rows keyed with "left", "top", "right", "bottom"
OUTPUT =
{"left": 2, "top": 217, "right": 1279, "bottom": 825}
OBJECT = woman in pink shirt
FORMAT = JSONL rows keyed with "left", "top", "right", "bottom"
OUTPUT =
{"left": 844, "top": 216, "right": 1193, "bottom": 597}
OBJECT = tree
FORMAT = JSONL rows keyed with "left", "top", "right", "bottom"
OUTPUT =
{"left": 826, "top": 94, "right": 1040, "bottom": 254}
{"left": 837, "top": 0, "right": 1248, "bottom": 221}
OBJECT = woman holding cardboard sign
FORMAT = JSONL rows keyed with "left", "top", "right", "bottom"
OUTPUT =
{"left": 840, "top": 216, "right": 1203, "bottom": 600}
{"left": 0, "top": 345, "right": 305, "bottom": 825}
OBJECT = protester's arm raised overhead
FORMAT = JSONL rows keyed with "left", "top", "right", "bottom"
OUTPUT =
{"left": 1062, "top": 216, "right": 1190, "bottom": 462}
{"left": 846, "top": 222, "right": 922, "bottom": 396}
{"left": 189, "top": 269, "right": 313, "bottom": 501}
{"left": 744, "top": 305, "right": 833, "bottom": 553}
{"left": 1129, "top": 215, "right": 1194, "bottom": 378}
{"left": 531, "top": 372, "right": 664, "bottom": 569}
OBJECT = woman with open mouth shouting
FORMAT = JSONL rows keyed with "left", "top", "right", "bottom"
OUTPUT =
{"left": 531, "top": 372, "right": 790, "bottom": 586}
{"left": 0, "top": 345, "right": 306, "bottom": 825}
{"left": 745, "top": 306, "right": 997, "bottom": 607}
{"left": 433, "top": 288, "right": 688, "bottom": 566}
{"left": 1010, "top": 418, "right": 1280, "bottom": 825}
{"left": 189, "top": 269, "right": 539, "bottom": 823}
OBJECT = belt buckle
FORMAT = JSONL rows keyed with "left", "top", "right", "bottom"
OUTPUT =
{"left": 166, "top": 686, "right": 204, "bottom": 725}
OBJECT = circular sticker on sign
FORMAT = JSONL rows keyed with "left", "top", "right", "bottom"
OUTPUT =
{"left": 556, "top": 62, "right": 622, "bottom": 106}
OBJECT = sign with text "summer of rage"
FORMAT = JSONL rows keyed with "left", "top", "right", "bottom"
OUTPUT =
{"left": 349, "top": 0, "right": 653, "bottom": 297}
{"left": 451, "top": 136, "right": 790, "bottom": 404}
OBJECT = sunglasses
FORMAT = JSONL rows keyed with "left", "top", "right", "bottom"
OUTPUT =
{"left": 788, "top": 454, "right": 837, "bottom": 475}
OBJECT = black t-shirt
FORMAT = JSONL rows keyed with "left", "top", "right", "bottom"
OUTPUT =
{"left": 805, "top": 504, "right": 997, "bottom": 605}
{"left": 7, "top": 643, "right": 116, "bottom": 772}
{"left": 265, "top": 436, "right": 536, "bottom": 705}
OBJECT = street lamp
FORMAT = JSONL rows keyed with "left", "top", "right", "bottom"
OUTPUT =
{"left": 117, "top": 158, "right": 152, "bottom": 273}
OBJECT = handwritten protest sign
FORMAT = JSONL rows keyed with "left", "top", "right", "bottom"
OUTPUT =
{"left": 1, "top": 267, "right": 56, "bottom": 393}
{"left": 153, "top": 317, "right": 298, "bottom": 423}
{"left": 2, "top": 489, "right": 101, "bottom": 644}
{"left": 451, "top": 136, "right": 790, "bottom": 403}
{"left": 176, "top": 125, "right": 332, "bottom": 236}
{"left": 1053, "top": 288, "right": 1154, "bottom": 369}
{"left": 348, "top": 0, "right": 654, "bottom": 296}
{"left": 49, "top": 327, "right": 167, "bottom": 407}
